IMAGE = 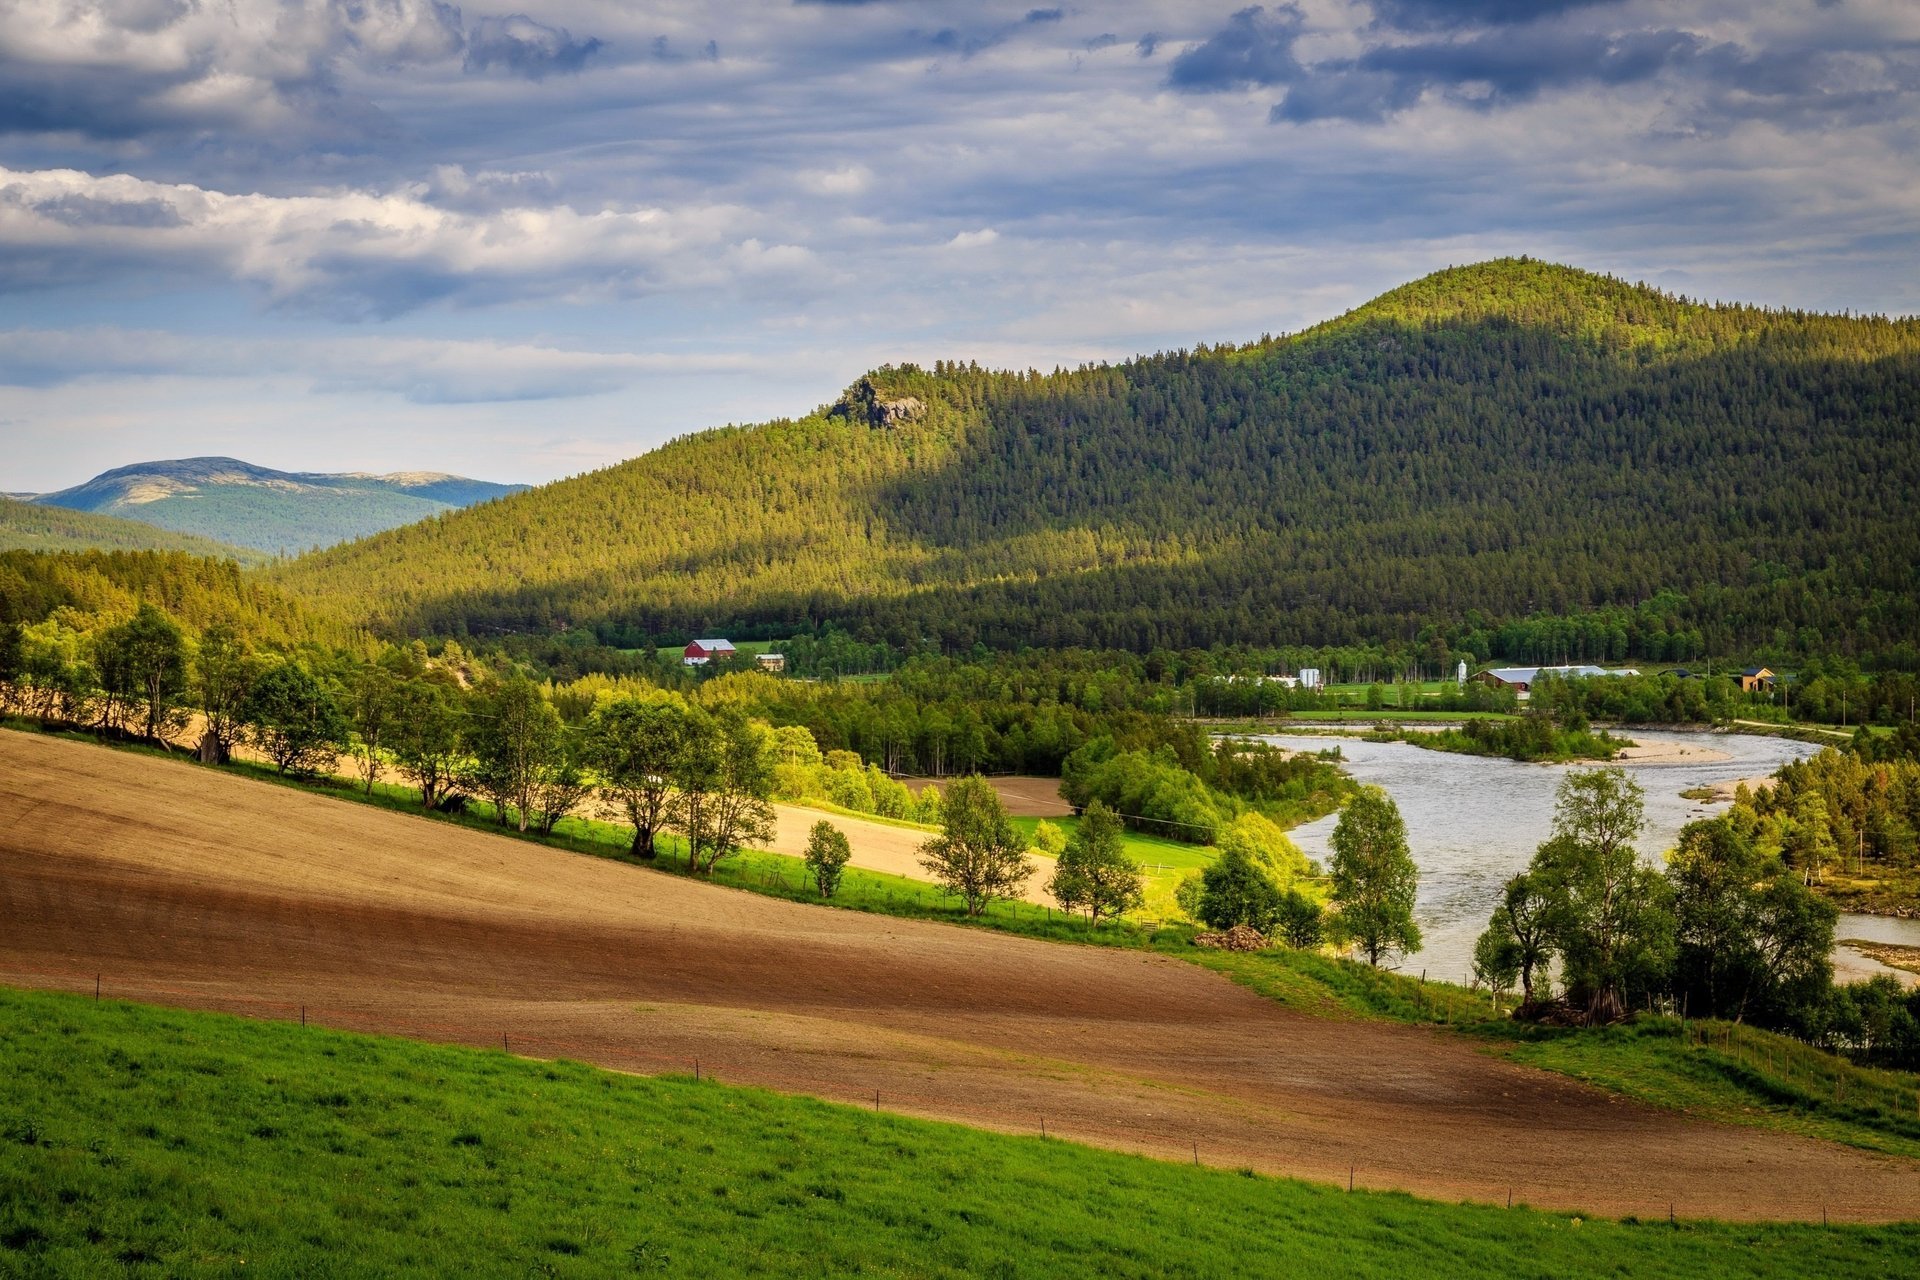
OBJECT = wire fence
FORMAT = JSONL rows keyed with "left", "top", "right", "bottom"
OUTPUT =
{"left": 4, "top": 963, "right": 1905, "bottom": 1225}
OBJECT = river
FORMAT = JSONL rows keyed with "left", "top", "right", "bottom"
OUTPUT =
{"left": 1269, "top": 728, "right": 1920, "bottom": 987}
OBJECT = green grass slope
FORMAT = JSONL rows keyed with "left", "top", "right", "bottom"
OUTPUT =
{"left": 0, "top": 495, "right": 262, "bottom": 564}
{"left": 4, "top": 987, "right": 1915, "bottom": 1278}
{"left": 272, "top": 260, "right": 1920, "bottom": 654}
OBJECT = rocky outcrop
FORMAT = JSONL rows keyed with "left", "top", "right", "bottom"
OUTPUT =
{"left": 829, "top": 377, "right": 925, "bottom": 428}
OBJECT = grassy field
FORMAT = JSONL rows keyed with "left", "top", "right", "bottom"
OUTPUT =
{"left": 4, "top": 988, "right": 1917, "bottom": 1278}
{"left": 11, "top": 725, "right": 1920, "bottom": 1179}
{"left": 1009, "top": 815, "right": 1214, "bottom": 918}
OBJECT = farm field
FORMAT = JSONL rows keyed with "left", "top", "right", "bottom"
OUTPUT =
{"left": 1008, "top": 814, "right": 1208, "bottom": 917}
{"left": 4, "top": 729, "right": 1919, "bottom": 1222}
{"left": 904, "top": 773, "right": 1072, "bottom": 817}
{"left": 770, "top": 802, "right": 1054, "bottom": 907}
{"left": 6, "top": 989, "right": 1918, "bottom": 1279}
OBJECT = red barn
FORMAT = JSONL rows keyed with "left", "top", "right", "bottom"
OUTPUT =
{"left": 683, "top": 638, "right": 737, "bottom": 666}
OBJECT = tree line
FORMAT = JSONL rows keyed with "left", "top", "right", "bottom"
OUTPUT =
{"left": 1473, "top": 769, "right": 1920, "bottom": 1069}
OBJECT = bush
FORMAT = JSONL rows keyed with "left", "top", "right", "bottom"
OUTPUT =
{"left": 804, "top": 821, "right": 852, "bottom": 898}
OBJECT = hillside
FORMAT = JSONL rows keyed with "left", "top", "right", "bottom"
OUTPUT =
{"left": 8, "top": 992, "right": 1913, "bottom": 1277}
{"left": 0, "top": 547, "right": 344, "bottom": 647}
{"left": 274, "top": 260, "right": 1920, "bottom": 656}
{"left": 31, "top": 457, "right": 526, "bottom": 555}
{"left": 0, "top": 494, "right": 263, "bottom": 563}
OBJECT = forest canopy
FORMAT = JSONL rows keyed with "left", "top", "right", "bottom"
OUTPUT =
{"left": 270, "top": 260, "right": 1920, "bottom": 661}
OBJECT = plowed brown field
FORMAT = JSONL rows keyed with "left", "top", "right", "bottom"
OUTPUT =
{"left": 3, "top": 729, "right": 1915, "bottom": 1222}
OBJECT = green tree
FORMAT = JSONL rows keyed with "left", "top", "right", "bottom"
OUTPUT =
{"left": 1473, "top": 872, "right": 1555, "bottom": 1005}
{"left": 94, "top": 604, "right": 188, "bottom": 742}
{"left": 389, "top": 675, "right": 466, "bottom": 810}
{"left": 1194, "top": 848, "right": 1283, "bottom": 933}
{"left": 672, "top": 709, "right": 776, "bottom": 876}
{"left": 1271, "top": 888, "right": 1324, "bottom": 948}
{"left": 586, "top": 693, "right": 691, "bottom": 858}
{"left": 1214, "top": 812, "right": 1314, "bottom": 888}
{"left": 1530, "top": 769, "right": 1674, "bottom": 1023}
{"left": 465, "top": 676, "right": 562, "bottom": 832}
{"left": 1325, "top": 786, "right": 1422, "bottom": 967}
{"left": 529, "top": 726, "right": 591, "bottom": 837}
{"left": 1045, "top": 801, "right": 1143, "bottom": 924}
{"left": 1667, "top": 815, "right": 1836, "bottom": 1026}
{"left": 1473, "top": 927, "right": 1522, "bottom": 1002}
{"left": 347, "top": 658, "right": 404, "bottom": 795}
{"left": 192, "top": 623, "right": 255, "bottom": 764}
{"left": 244, "top": 661, "right": 348, "bottom": 777}
{"left": 918, "top": 776, "right": 1031, "bottom": 916}
{"left": 1030, "top": 820, "right": 1068, "bottom": 858}
{"left": 804, "top": 820, "right": 852, "bottom": 898}
{"left": 1783, "top": 792, "right": 1839, "bottom": 885}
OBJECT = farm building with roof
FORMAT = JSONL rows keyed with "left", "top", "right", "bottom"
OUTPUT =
{"left": 683, "top": 638, "right": 737, "bottom": 666}
{"left": 1475, "top": 664, "right": 1639, "bottom": 694}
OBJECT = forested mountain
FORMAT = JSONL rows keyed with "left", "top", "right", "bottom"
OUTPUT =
{"left": 275, "top": 260, "right": 1920, "bottom": 660}
{"left": 31, "top": 458, "right": 526, "bottom": 556}
{"left": 1, "top": 495, "right": 264, "bottom": 563}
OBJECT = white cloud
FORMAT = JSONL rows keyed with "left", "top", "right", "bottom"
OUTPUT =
{"left": 946, "top": 227, "right": 999, "bottom": 249}
{"left": 0, "top": 164, "right": 814, "bottom": 315}
{"left": 0, "top": 326, "right": 793, "bottom": 401}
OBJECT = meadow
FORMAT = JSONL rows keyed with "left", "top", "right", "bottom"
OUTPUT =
{"left": 5, "top": 987, "right": 1919, "bottom": 1278}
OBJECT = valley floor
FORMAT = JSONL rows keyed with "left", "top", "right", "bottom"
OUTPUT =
{"left": 3, "top": 729, "right": 1918, "bottom": 1222}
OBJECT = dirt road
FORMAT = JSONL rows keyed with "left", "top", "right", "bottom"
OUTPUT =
{"left": 4, "top": 730, "right": 1916, "bottom": 1222}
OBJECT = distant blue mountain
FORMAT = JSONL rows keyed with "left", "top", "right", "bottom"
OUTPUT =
{"left": 32, "top": 457, "right": 528, "bottom": 556}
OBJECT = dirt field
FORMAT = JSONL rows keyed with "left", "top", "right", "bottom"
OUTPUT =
{"left": 4, "top": 730, "right": 1917, "bottom": 1223}
{"left": 902, "top": 773, "right": 1071, "bottom": 817}
{"left": 767, "top": 804, "right": 1054, "bottom": 906}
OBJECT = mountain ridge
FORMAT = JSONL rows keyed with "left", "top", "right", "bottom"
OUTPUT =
{"left": 32, "top": 457, "right": 527, "bottom": 556}
{"left": 271, "top": 259, "right": 1920, "bottom": 658}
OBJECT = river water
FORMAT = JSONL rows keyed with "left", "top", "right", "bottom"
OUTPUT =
{"left": 1270, "top": 728, "right": 1920, "bottom": 986}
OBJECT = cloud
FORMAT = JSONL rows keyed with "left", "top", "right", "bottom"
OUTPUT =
{"left": 1166, "top": 4, "right": 1305, "bottom": 90}
{"left": 946, "top": 227, "right": 999, "bottom": 249}
{"left": 1164, "top": 1, "right": 1920, "bottom": 129}
{"left": 464, "top": 14, "right": 603, "bottom": 78}
{"left": 1368, "top": 0, "right": 1626, "bottom": 32}
{"left": 1270, "top": 25, "right": 1710, "bottom": 123}
{"left": 0, "top": 1, "right": 606, "bottom": 148}
{"left": 0, "top": 164, "right": 811, "bottom": 317}
{"left": 0, "top": 326, "right": 776, "bottom": 402}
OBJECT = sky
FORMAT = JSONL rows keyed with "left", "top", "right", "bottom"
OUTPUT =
{"left": 1, "top": 0, "right": 1916, "bottom": 492}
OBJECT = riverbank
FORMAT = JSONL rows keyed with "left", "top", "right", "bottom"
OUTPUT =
{"left": 1615, "top": 739, "right": 1733, "bottom": 766}
{"left": 1842, "top": 941, "right": 1920, "bottom": 977}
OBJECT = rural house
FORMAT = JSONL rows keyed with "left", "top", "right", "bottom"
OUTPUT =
{"left": 755, "top": 653, "right": 786, "bottom": 672}
{"left": 1476, "top": 664, "right": 1638, "bottom": 695}
{"left": 1739, "top": 667, "right": 1776, "bottom": 692}
{"left": 683, "top": 638, "right": 737, "bottom": 666}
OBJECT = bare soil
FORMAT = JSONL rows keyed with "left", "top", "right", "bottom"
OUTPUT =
{"left": 4, "top": 730, "right": 1917, "bottom": 1222}
{"left": 767, "top": 804, "right": 1054, "bottom": 906}
{"left": 901, "top": 773, "right": 1071, "bottom": 817}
